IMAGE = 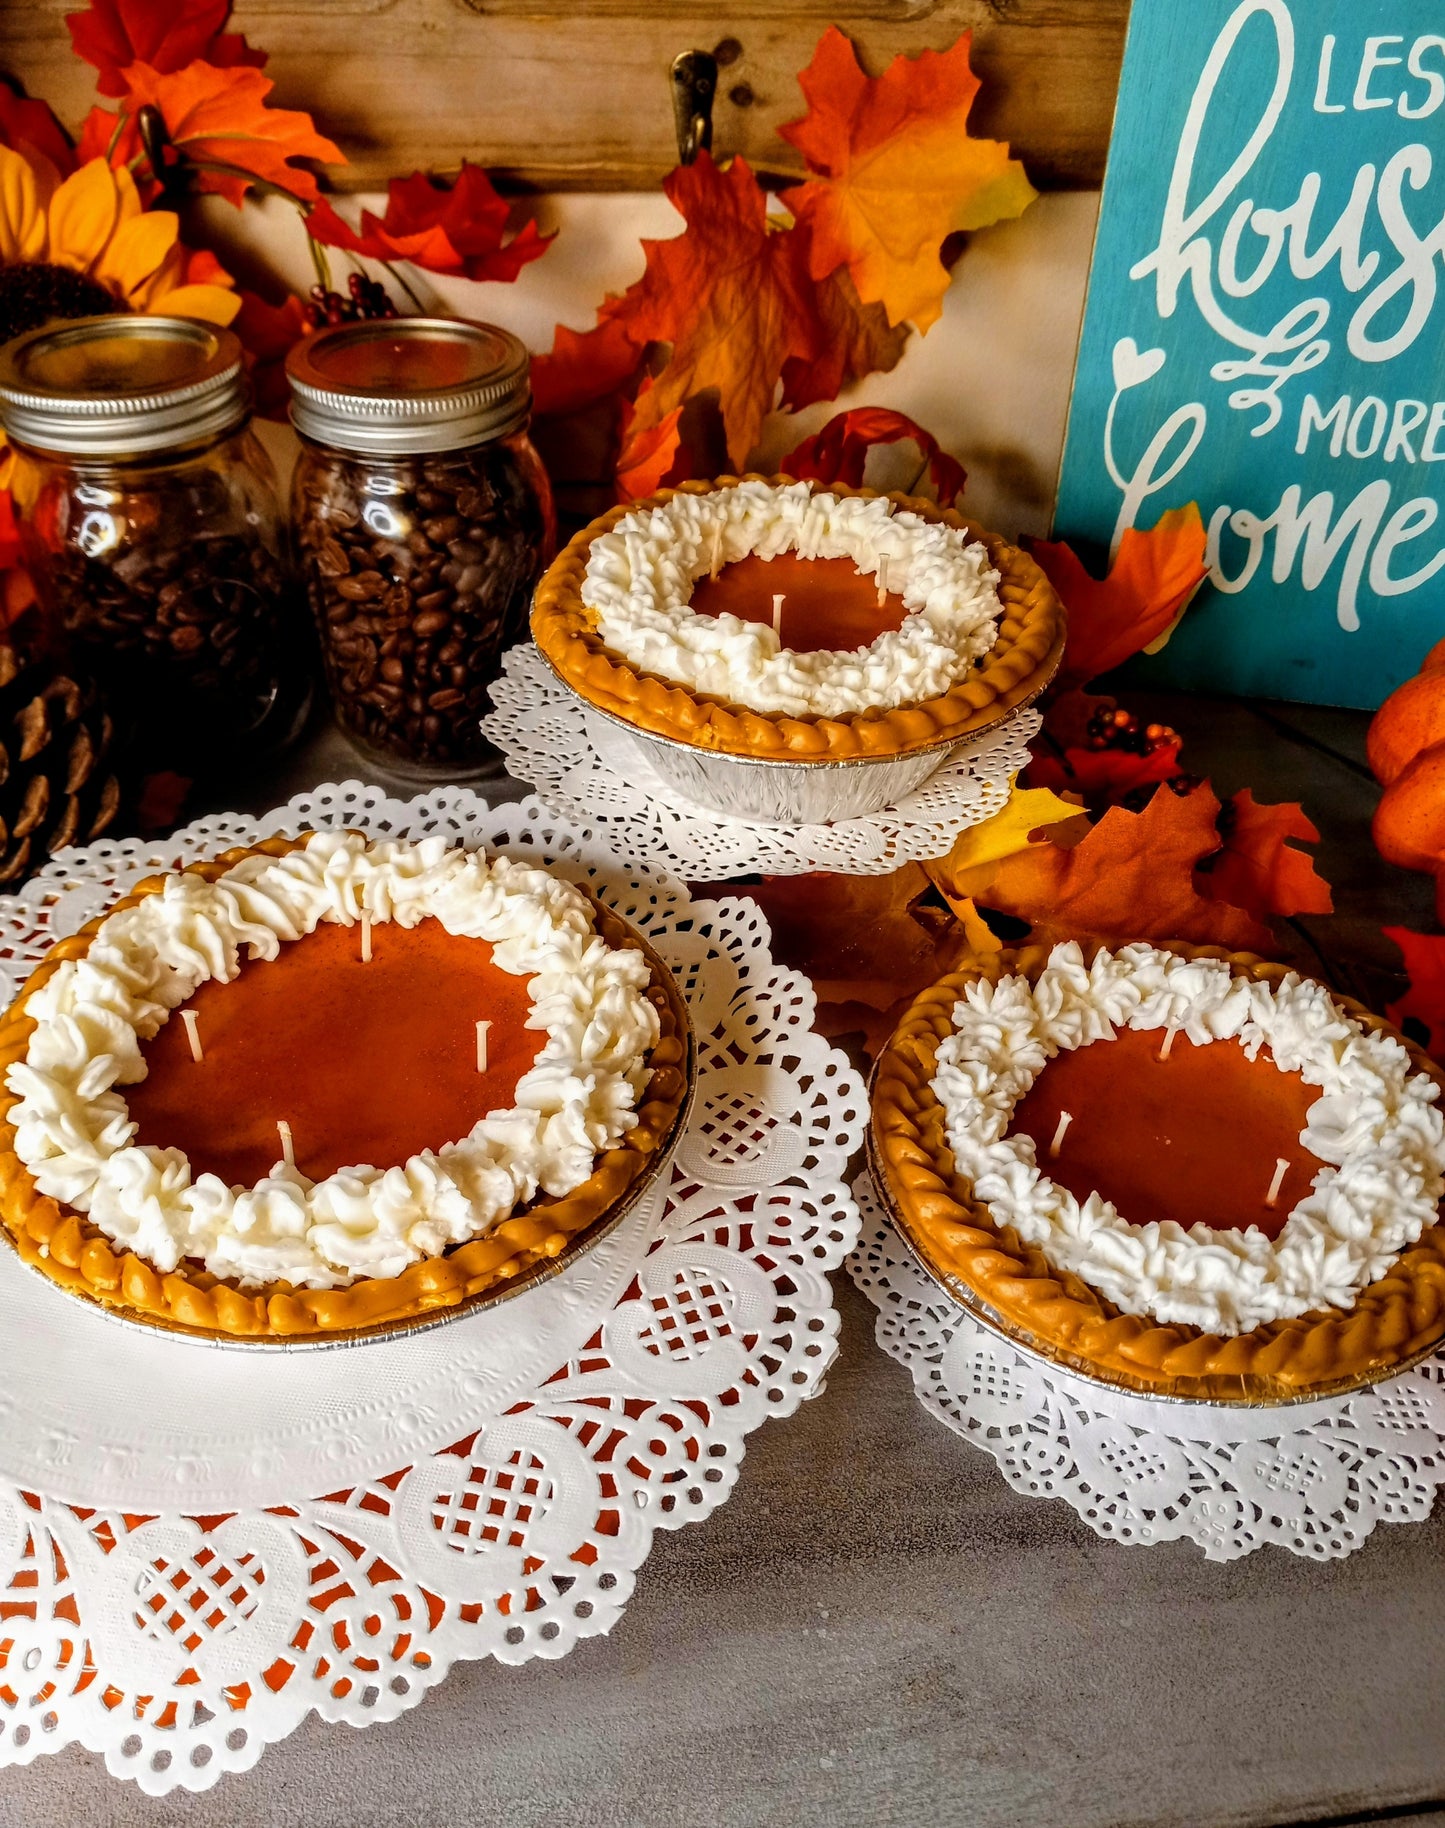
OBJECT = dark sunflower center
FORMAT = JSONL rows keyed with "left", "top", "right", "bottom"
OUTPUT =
{"left": 0, "top": 264, "right": 118, "bottom": 346}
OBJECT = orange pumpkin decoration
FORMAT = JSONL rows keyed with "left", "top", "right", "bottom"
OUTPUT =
{"left": 1370, "top": 645, "right": 1445, "bottom": 916}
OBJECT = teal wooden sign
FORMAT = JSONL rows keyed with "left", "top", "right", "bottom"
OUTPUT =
{"left": 1054, "top": 0, "right": 1445, "bottom": 708}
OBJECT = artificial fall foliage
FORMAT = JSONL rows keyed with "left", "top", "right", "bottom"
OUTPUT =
{"left": 779, "top": 26, "right": 1036, "bottom": 333}
{"left": 1030, "top": 505, "right": 1210, "bottom": 688}
{"left": 781, "top": 407, "right": 966, "bottom": 505}
{"left": 308, "top": 164, "right": 553, "bottom": 284}
{"left": 1201, "top": 788, "right": 1333, "bottom": 921}
{"left": 66, "top": 0, "right": 265, "bottom": 99}
{"left": 81, "top": 59, "right": 345, "bottom": 207}
{"left": 1384, "top": 927, "right": 1445, "bottom": 1059}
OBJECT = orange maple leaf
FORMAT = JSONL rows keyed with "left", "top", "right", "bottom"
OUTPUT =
{"left": 779, "top": 26, "right": 1036, "bottom": 333}
{"left": 777, "top": 264, "right": 907, "bottom": 411}
{"left": 781, "top": 407, "right": 965, "bottom": 504}
{"left": 1030, "top": 505, "right": 1209, "bottom": 687}
{"left": 105, "top": 60, "right": 343, "bottom": 206}
{"left": 938, "top": 782, "right": 1271, "bottom": 951}
{"left": 615, "top": 384, "right": 684, "bottom": 502}
{"left": 308, "top": 165, "right": 551, "bottom": 283}
{"left": 605, "top": 152, "right": 826, "bottom": 468}
{"left": 1199, "top": 789, "right": 1333, "bottom": 921}
{"left": 1384, "top": 927, "right": 1445, "bottom": 1059}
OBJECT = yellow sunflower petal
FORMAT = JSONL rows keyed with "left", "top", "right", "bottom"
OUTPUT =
{"left": 94, "top": 209, "right": 180, "bottom": 305}
{"left": 154, "top": 284, "right": 241, "bottom": 326}
{"left": 48, "top": 159, "right": 123, "bottom": 276}
{"left": 0, "top": 146, "right": 46, "bottom": 264}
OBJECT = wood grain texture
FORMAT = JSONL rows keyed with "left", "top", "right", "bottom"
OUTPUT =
{"left": 0, "top": 0, "right": 1129, "bottom": 191}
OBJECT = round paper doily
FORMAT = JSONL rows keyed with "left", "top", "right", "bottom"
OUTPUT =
{"left": 848, "top": 1176, "right": 1445, "bottom": 1563}
{"left": 0, "top": 785, "right": 867, "bottom": 1794}
{"left": 481, "top": 644, "right": 1039, "bottom": 878}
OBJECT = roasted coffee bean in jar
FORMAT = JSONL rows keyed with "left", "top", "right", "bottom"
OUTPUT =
{"left": 286, "top": 319, "right": 554, "bottom": 779}
{"left": 0, "top": 316, "right": 310, "bottom": 775}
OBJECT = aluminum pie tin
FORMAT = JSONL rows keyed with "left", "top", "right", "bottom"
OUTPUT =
{"left": 1, "top": 919, "right": 695, "bottom": 1353}
{"left": 864, "top": 1123, "right": 1443, "bottom": 1410}
{"left": 545, "top": 639, "right": 1059, "bottom": 827}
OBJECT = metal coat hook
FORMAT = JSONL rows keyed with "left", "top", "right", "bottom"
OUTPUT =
{"left": 671, "top": 50, "right": 717, "bottom": 165}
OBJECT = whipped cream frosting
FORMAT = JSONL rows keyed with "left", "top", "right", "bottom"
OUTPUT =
{"left": 929, "top": 941, "right": 1445, "bottom": 1334}
{"left": 6, "top": 833, "right": 661, "bottom": 1291}
{"left": 580, "top": 479, "right": 1002, "bottom": 719}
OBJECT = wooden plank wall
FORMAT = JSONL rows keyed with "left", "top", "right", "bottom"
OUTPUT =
{"left": 0, "top": 0, "right": 1127, "bottom": 192}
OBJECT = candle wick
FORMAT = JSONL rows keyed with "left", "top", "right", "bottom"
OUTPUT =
{"left": 709, "top": 523, "right": 722, "bottom": 581}
{"left": 772, "top": 593, "right": 785, "bottom": 640}
{"left": 180, "top": 1009, "right": 203, "bottom": 1064}
{"left": 360, "top": 911, "right": 372, "bottom": 964}
{"left": 876, "top": 552, "right": 890, "bottom": 609}
{"left": 1158, "top": 1021, "right": 1180, "bottom": 1061}
{"left": 1264, "top": 1156, "right": 1289, "bottom": 1209}
{"left": 476, "top": 1019, "right": 491, "bottom": 1073}
{"left": 277, "top": 1119, "right": 295, "bottom": 1170}
{"left": 1048, "top": 1110, "right": 1073, "bottom": 1159}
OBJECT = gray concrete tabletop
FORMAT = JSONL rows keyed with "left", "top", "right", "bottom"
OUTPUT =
{"left": 2, "top": 691, "right": 1443, "bottom": 1828}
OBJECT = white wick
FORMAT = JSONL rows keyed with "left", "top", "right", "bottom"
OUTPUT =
{"left": 277, "top": 1120, "right": 295, "bottom": 1170}
{"left": 876, "top": 552, "right": 890, "bottom": 608}
{"left": 476, "top": 1020, "right": 491, "bottom": 1073}
{"left": 771, "top": 593, "right": 785, "bottom": 639}
{"left": 360, "top": 911, "right": 372, "bottom": 963}
{"left": 180, "top": 1009, "right": 203, "bottom": 1064}
{"left": 1159, "top": 1021, "right": 1181, "bottom": 1061}
{"left": 1264, "top": 1156, "right": 1289, "bottom": 1210}
{"left": 1048, "top": 1110, "right": 1073, "bottom": 1159}
{"left": 709, "top": 522, "right": 723, "bottom": 581}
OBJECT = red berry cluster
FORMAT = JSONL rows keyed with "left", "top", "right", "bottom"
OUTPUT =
{"left": 302, "top": 274, "right": 399, "bottom": 330}
{"left": 1084, "top": 702, "right": 1179, "bottom": 757}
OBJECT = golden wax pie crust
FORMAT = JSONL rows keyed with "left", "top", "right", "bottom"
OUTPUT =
{"left": 871, "top": 941, "right": 1445, "bottom": 1401}
{"left": 530, "top": 474, "right": 1066, "bottom": 761}
{"left": 0, "top": 835, "right": 692, "bottom": 1341}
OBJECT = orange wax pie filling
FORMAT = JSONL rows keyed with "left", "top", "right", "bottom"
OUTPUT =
{"left": 128, "top": 917, "right": 546, "bottom": 1187}
{"left": 531, "top": 475, "right": 1066, "bottom": 761}
{"left": 1007, "top": 1028, "right": 1322, "bottom": 1242}
{"left": 0, "top": 834, "right": 692, "bottom": 1341}
{"left": 687, "top": 551, "right": 908, "bottom": 654}
{"left": 872, "top": 941, "right": 1445, "bottom": 1401}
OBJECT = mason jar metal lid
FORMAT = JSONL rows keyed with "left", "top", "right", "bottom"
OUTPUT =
{"left": 0, "top": 315, "right": 247, "bottom": 456}
{"left": 285, "top": 318, "right": 532, "bottom": 455}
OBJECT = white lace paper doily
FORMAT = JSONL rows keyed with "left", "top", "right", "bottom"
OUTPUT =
{"left": 481, "top": 644, "right": 1039, "bottom": 878}
{"left": 848, "top": 1176, "right": 1445, "bottom": 1563}
{"left": 0, "top": 785, "right": 867, "bottom": 1795}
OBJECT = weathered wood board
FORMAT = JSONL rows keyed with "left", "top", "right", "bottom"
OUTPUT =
{"left": 0, "top": 0, "right": 1128, "bottom": 191}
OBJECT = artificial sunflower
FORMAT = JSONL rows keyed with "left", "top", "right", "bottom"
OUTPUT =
{"left": 0, "top": 147, "right": 238, "bottom": 347}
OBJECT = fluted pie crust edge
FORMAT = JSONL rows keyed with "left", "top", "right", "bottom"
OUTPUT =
{"left": 530, "top": 474, "right": 1066, "bottom": 761}
{"left": 871, "top": 941, "right": 1445, "bottom": 1401}
{"left": 0, "top": 835, "right": 692, "bottom": 1340}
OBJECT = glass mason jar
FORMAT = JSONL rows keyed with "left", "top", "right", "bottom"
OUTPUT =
{"left": 286, "top": 318, "right": 555, "bottom": 780}
{"left": 0, "top": 315, "right": 310, "bottom": 775}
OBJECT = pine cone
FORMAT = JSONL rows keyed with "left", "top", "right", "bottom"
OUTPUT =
{"left": 0, "top": 642, "right": 122, "bottom": 886}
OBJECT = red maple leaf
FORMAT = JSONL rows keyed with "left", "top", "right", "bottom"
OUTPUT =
{"left": 232, "top": 289, "right": 309, "bottom": 420}
{"left": 67, "top": 0, "right": 265, "bottom": 100}
{"left": 99, "top": 60, "right": 343, "bottom": 207}
{"left": 1030, "top": 505, "right": 1210, "bottom": 686}
{"left": 781, "top": 407, "right": 966, "bottom": 505}
{"left": 0, "top": 85, "right": 76, "bottom": 178}
{"left": 602, "top": 152, "right": 827, "bottom": 468}
{"left": 1026, "top": 741, "right": 1183, "bottom": 803}
{"left": 1199, "top": 789, "right": 1333, "bottom": 921}
{"left": 615, "top": 383, "right": 685, "bottom": 502}
{"left": 308, "top": 164, "right": 552, "bottom": 283}
{"left": 1384, "top": 927, "right": 1445, "bottom": 1059}
{"left": 531, "top": 317, "right": 643, "bottom": 419}
{"left": 776, "top": 265, "right": 907, "bottom": 412}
